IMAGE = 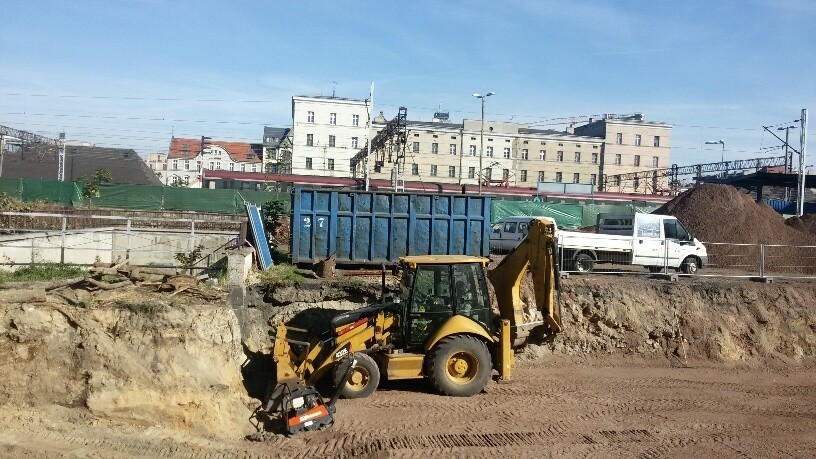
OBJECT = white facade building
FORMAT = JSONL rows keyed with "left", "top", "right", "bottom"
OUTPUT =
{"left": 291, "top": 95, "right": 370, "bottom": 177}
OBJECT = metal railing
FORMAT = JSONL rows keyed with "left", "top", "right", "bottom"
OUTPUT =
{"left": 0, "top": 212, "right": 243, "bottom": 270}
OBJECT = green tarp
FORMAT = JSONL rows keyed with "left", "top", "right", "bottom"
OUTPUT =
{"left": 0, "top": 177, "right": 289, "bottom": 214}
{"left": 490, "top": 200, "right": 660, "bottom": 230}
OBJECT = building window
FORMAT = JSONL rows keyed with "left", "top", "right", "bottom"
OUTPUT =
{"left": 448, "top": 166, "right": 456, "bottom": 178}
{"left": 229, "top": 162, "right": 234, "bottom": 171}
{"left": 521, "top": 149, "right": 528, "bottom": 160}
{"left": 469, "top": 145, "right": 476, "bottom": 156}
{"left": 503, "top": 169, "right": 510, "bottom": 180}
{"left": 449, "top": 144, "right": 457, "bottom": 155}
{"left": 634, "top": 177, "right": 640, "bottom": 190}
{"left": 503, "top": 148, "right": 510, "bottom": 159}
{"left": 353, "top": 114, "right": 360, "bottom": 126}
{"left": 208, "top": 161, "right": 214, "bottom": 170}
{"left": 329, "top": 135, "right": 336, "bottom": 147}
{"left": 486, "top": 146, "right": 493, "bottom": 157}
{"left": 413, "top": 141, "right": 420, "bottom": 153}
{"left": 634, "top": 155, "right": 641, "bottom": 167}
{"left": 240, "top": 163, "right": 246, "bottom": 172}
{"left": 351, "top": 137, "right": 358, "bottom": 149}
{"left": 196, "top": 161, "right": 201, "bottom": 171}
{"left": 252, "top": 164, "right": 257, "bottom": 172}
{"left": 306, "top": 134, "right": 314, "bottom": 146}
{"left": 635, "top": 134, "right": 642, "bottom": 146}
{"left": 172, "top": 159, "right": 178, "bottom": 170}
{"left": 557, "top": 151, "right": 564, "bottom": 162}
{"left": 432, "top": 143, "right": 439, "bottom": 154}
{"left": 305, "top": 158, "right": 313, "bottom": 170}
{"left": 538, "top": 171, "right": 545, "bottom": 182}
{"left": 592, "top": 152, "right": 598, "bottom": 164}
{"left": 329, "top": 113, "right": 336, "bottom": 125}
{"left": 184, "top": 160, "right": 190, "bottom": 170}
{"left": 616, "top": 133, "right": 623, "bottom": 145}
{"left": 412, "top": 163, "right": 419, "bottom": 175}
{"left": 183, "top": 175, "right": 189, "bottom": 185}
{"left": 468, "top": 167, "right": 475, "bottom": 179}
{"left": 614, "top": 175, "right": 621, "bottom": 186}
{"left": 614, "top": 154, "right": 622, "bottom": 165}
{"left": 307, "top": 111, "right": 314, "bottom": 123}
{"left": 652, "top": 156, "right": 659, "bottom": 168}
{"left": 653, "top": 136, "right": 660, "bottom": 147}
{"left": 485, "top": 168, "right": 492, "bottom": 180}
{"left": 520, "top": 170, "right": 527, "bottom": 182}
{"left": 590, "top": 174, "right": 597, "bottom": 185}
{"left": 430, "top": 165, "right": 438, "bottom": 176}
{"left": 555, "top": 172, "right": 563, "bottom": 183}
{"left": 573, "top": 173, "right": 580, "bottom": 183}
{"left": 574, "top": 152, "right": 581, "bottom": 163}
{"left": 216, "top": 161, "right": 222, "bottom": 170}
{"left": 539, "top": 150, "right": 546, "bottom": 160}
{"left": 328, "top": 158, "right": 335, "bottom": 170}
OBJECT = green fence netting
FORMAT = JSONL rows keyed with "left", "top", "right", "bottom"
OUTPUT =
{"left": 0, "top": 177, "right": 290, "bottom": 214}
{"left": 491, "top": 201, "right": 585, "bottom": 229}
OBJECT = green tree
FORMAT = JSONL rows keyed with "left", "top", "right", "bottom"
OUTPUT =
{"left": 78, "top": 168, "right": 112, "bottom": 206}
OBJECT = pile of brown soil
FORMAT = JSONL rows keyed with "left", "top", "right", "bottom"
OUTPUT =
{"left": 786, "top": 214, "right": 816, "bottom": 236}
{"left": 655, "top": 184, "right": 813, "bottom": 245}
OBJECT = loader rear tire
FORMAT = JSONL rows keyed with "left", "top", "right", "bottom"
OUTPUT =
{"left": 334, "top": 352, "right": 380, "bottom": 399}
{"left": 428, "top": 335, "right": 492, "bottom": 397}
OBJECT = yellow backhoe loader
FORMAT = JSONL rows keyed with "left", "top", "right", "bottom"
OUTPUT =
{"left": 264, "top": 217, "right": 561, "bottom": 434}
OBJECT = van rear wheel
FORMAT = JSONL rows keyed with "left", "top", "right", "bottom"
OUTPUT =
{"left": 573, "top": 253, "right": 595, "bottom": 273}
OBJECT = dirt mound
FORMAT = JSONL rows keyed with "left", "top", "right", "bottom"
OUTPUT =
{"left": 655, "top": 184, "right": 816, "bottom": 273}
{"left": 655, "top": 184, "right": 813, "bottom": 245}
{"left": 786, "top": 213, "right": 816, "bottom": 236}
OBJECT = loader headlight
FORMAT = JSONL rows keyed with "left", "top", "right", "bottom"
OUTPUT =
{"left": 291, "top": 397, "right": 304, "bottom": 409}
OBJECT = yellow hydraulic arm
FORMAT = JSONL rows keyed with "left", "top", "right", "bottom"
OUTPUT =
{"left": 487, "top": 217, "right": 561, "bottom": 348}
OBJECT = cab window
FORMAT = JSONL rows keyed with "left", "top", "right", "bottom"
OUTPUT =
{"left": 453, "top": 263, "right": 491, "bottom": 328}
{"left": 504, "top": 221, "right": 518, "bottom": 233}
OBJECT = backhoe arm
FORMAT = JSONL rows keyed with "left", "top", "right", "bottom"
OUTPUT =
{"left": 487, "top": 217, "right": 561, "bottom": 347}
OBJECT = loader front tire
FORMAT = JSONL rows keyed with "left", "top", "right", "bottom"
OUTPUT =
{"left": 428, "top": 335, "right": 492, "bottom": 397}
{"left": 334, "top": 352, "right": 380, "bottom": 399}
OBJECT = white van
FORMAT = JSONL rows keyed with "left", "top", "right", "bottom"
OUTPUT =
{"left": 490, "top": 216, "right": 536, "bottom": 253}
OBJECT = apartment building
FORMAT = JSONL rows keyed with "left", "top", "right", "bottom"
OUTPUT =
{"left": 573, "top": 114, "right": 672, "bottom": 193}
{"left": 291, "top": 95, "right": 369, "bottom": 177}
{"left": 262, "top": 127, "right": 292, "bottom": 174}
{"left": 166, "top": 137, "right": 262, "bottom": 187}
{"left": 358, "top": 118, "right": 604, "bottom": 188}
{"left": 291, "top": 97, "right": 672, "bottom": 193}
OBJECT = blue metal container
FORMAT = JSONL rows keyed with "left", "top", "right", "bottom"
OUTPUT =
{"left": 291, "top": 188, "right": 492, "bottom": 265}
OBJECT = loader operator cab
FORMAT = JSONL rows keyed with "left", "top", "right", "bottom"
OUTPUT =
{"left": 399, "top": 256, "right": 492, "bottom": 352}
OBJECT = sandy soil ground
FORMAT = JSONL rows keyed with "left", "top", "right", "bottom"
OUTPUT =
{"left": 1, "top": 358, "right": 813, "bottom": 458}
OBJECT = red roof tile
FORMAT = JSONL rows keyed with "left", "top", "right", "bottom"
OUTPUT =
{"left": 168, "top": 137, "right": 261, "bottom": 163}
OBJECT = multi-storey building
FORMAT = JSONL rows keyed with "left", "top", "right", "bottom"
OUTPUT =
{"left": 356, "top": 118, "right": 604, "bottom": 188}
{"left": 262, "top": 127, "right": 292, "bottom": 174}
{"left": 166, "top": 137, "right": 262, "bottom": 187}
{"left": 145, "top": 153, "right": 168, "bottom": 183}
{"left": 573, "top": 114, "right": 672, "bottom": 193}
{"left": 291, "top": 95, "right": 369, "bottom": 177}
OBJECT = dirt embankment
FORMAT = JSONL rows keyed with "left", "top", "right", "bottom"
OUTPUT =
{"left": 522, "top": 276, "right": 816, "bottom": 364}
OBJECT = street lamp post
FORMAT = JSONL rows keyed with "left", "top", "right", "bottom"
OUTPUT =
{"left": 473, "top": 92, "right": 494, "bottom": 195}
{"left": 705, "top": 139, "right": 725, "bottom": 177}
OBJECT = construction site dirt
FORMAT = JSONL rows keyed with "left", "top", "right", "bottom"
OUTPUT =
{"left": 1, "top": 274, "right": 814, "bottom": 458}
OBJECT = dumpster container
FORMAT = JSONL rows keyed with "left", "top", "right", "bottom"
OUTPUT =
{"left": 291, "top": 188, "right": 491, "bottom": 265}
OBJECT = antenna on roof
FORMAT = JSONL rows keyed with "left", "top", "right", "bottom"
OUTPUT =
{"left": 332, "top": 81, "right": 338, "bottom": 98}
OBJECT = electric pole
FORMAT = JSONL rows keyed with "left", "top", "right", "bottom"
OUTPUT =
{"left": 798, "top": 109, "right": 808, "bottom": 216}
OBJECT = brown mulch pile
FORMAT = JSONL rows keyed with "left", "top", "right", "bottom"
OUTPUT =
{"left": 655, "top": 184, "right": 813, "bottom": 245}
{"left": 785, "top": 214, "right": 816, "bottom": 236}
{"left": 654, "top": 184, "right": 816, "bottom": 273}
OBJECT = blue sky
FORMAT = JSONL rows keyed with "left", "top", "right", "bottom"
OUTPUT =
{"left": 1, "top": 0, "right": 815, "bottom": 168}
